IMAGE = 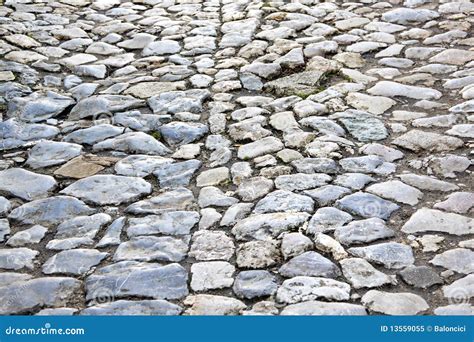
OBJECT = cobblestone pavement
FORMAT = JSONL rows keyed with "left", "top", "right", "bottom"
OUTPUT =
{"left": 0, "top": 0, "right": 473, "bottom": 316}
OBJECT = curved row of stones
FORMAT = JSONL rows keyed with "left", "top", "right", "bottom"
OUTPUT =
{"left": 0, "top": 0, "right": 473, "bottom": 315}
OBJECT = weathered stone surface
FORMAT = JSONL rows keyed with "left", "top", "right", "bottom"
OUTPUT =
{"left": 8, "top": 196, "right": 94, "bottom": 225}
{"left": 279, "top": 251, "right": 340, "bottom": 278}
{"left": 1, "top": 0, "right": 473, "bottom": 316}
{"left": 399, "top": 266, "right": 442, "bottom": 289}
{"left": 233, "top": 271, "right": 277, "bottom": 299}
{"left": 184, "top": 295, "right": 246, "bottom": 315}
{"left": 43, "top": 249, "right": 108, "bottom": 275}
{"left": 7, "top": 91, "right": 74, "bottom": 122}
{"left": 232, "top": 213, "right": 310, "bottom": 241}
{"left": 402, "top": 208, "right": 473, "bottom": 236}
{"left": 281, "top": 301, "right": 366, "bottom": 315}
{"left": 189, "top": 230, "right": 235, "bottom": 261}
{"left": 154, "top": 160, "right": 202, "bottom": 188}
{"left": 254, "top": 190, "right": 315, "bottom": 214}
{"left": 236, "top": 240, "right": 280, "bottom": 269}
{"left": 430, "top": 248, "right": 474, "bottom": 274}
{"left": 126, "top": 211, "right": 199, "bottom": 236}
{"left": 336, "top": 192, "right": 400, "bottom": 220}
{"left": 368, "top": 81, "right": 442, "bottom": 100}
{"left": 61, "top": 175, "right": 152, "bottom": 205}
{"left": 86, "top": 262, "right": 188, "bottom": 300}
{"left": 0, "top": 168, "right": 56, "bottom": 200}
{"left": 26, "top": 141, "right": 82, "bottom": 169}
{"left": 93, "top": 132, "right": 171, "bottom": 156}
{"left": 366, "top": 180, "right": 423, "bottom": 206}
{"left": 0, "top": 277, "right": 81, "bottom": 314}
{"left": 114, "top": 236, "right": 189, "bottom": 262}
{"left": 277, "top": 277, "right": 350, "bottom": 304}
{"left": 349, "top": 242, "right": 415, "bottom": 269}
{"left": 341, "top": 258, "right": 396, "bottom": 289}
{"left": 392, "top": 130, "right": 463, "bottom": 153}
{"left": 335, "top": 218, "right": 395, "bottom": 246}
{"left": 362, "top": 290, "right": 429, "bottom": 315}
{"left": 81, "top": 300, "right": 182, "bottom": 315}
{"left": 191, "top": 261, "right": 235, "bottom": 291}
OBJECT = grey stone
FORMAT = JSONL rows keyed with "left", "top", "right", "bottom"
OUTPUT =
{"left": 154, "top": 160, "right": 202, "bottom": 188}
{"left": 96, "top": 217, "right": 125, "bottom": 248}
{"left": 236, "top": 240, "right": 280, "bottom": 269}
{"left": 336, "top": 192, "right": 400, "bottom": 220}
{"left": 0, "top": 219, "right": 10, "bottom": 242}
{"left": 400, "top": 266, "right": 442, "bottom": 289}
{"left": 334, "top": 173, "right": 375, "bottom": 190}
{"left": 126, "top": 188, "right": 195, "bottom": 214}
{"left": 307, "top": 207, "right": 353, "bottom": 234}
{"left": 61, "top": 175, "right": 152, "bottom": 205}
{"left": 189, "top": 230, "right": 235, "bottom": 261}
{"left": 281, "top": 301, "right": 366, "bottom": 315}
{"left": 335, "top": 218, "right": 395, "bottom": 245}
{"left": 184, "top": 295, "right": 246, "bottom": 315}
{"left": 362, "top": 290, "right": 429, "bottom": 315}
{"left": 304, "top": 185, "right": 351, "bottom": 206}
{"left": 442, "top": 275, "right": 474, "bottom": 303}
{"left": 7, "top": 225, "right": 47, "bottom": 247}
{"left": 434, "top": 192, "right": 474, "bottom": 214}
{"left": 86, "top": 262, "right": 188, "bottom": 300}
{"left": 341, "top": 258, "right": 396, "bottom": 289}
{"left": 26, "top": 141, "right": 82, "bottom": 169}
{"left": 7, "top": 91, "right": 74, "bottom": 122}
{"left": 264, "top": 71, "right": 325, "bottom": 97}
{"left": 114, "top": 236, "right": 189, "bottom": 262}
{"left": 0, "top": 247, "right": 38, "bottom": 270}
{"left": 43, "top": 249, "right": 108, "bottom": 275}
{"left": 0, "top": 168, "right": 56, "bottom": 200}
{"left": 93, "top": 132, "right": 171, "bottom": 156}
{"left": 126, "top": 211, "right": 199, "bottom": 236}
{"left": 0, "top": 277, "right": 81, "bottom": 314}
{"left": 233, "top": 270, "right": 277, "bottom": 299}
{"left": 279, "top": 251, "right": 340, "bottom": 278}
{"left": 81, "top": 300, "right": 182, "bottom": 315}
{"left": 392, "top": 130, "right": 463, "bottom": 152}
{"left": 64, "top": 124, "right": 123, "bottom": 145}
{"left": 430, "top": 248, "right": 474, "bottom": 274}
{"left": 237, "top": 137, "right": 284, "bottom": 160}
{"left": 281, "top": 233, "right": 313, "bottom": 259}
{"left": 275, "top": 173, "right": 331, "bottom": 191}
{"left": 160, "top": 122, "right": 208, "bottom": 146}
{"left": 115, "top": 155, "right": 173, "bottom": 177}
{"left": 191, "top": 261, "right": 235, "bottom": 291}
{"left": 338, "top": 113, "right": 388, "bottom": 142}
{"left": 366, "top": 180, "right": 423, "bottom": 205}
{"left": 382, "top": 8, "right": 439, "bottom": 24}
{"left": 198, "top": 187, "right": 238, "bottom": 208}
{"left": 349, "top": 242, "right": 414, "bottom": 269}
{"left": 399, "top": 174, "right": 459, "bottom": 192}
{"left": 402, "top": 208, "right": 473, "bottom": 236}
{"left": 254, "top": 190, "right": 314, "bottom": 214}
{"left": 148, "top": 90, "right": 210, "bottom": 114}
{"left": 232, "top": 212, "right": 310, "bottom": 241}
{"left": 69, "top": 95, "right": 143, "bottom": 120}
{"left": 277, "top": 276, "right": 350, "bottom": 304}
{"left": 8, "top": 196, "right": 94, "bottom": 226}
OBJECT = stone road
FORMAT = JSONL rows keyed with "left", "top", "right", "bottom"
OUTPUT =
{"left": 0, "top": 0, "right": 473, "bottom": 315}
